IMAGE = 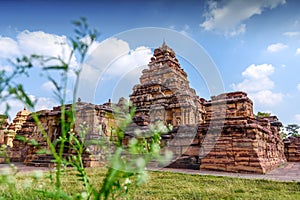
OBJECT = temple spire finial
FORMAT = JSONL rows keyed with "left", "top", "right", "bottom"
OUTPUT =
{"left": 162, "top": 40, "right": 167, "bottom": 48}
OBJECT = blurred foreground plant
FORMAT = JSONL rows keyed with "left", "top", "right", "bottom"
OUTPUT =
{"left": 0, "top": 17, "right": 171, "bottom": 199}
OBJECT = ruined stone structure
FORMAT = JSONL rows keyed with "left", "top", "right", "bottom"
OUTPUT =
{"left": 3, "top": 42, "right": 297, "bottom": 174}
{"left": 10, "top": 101, "right": 115, "bottom": 167}
{"left": 0, "top": 115, "right": 9, "bottom": 163}
{"left": 128, "top": 43, "right": 286, "bottom": 174}
{"left": 0, "top": 115, "right": 8, "bottom": 145}
{"left": 284, "top": 136, "right": 300, "bottom": 162}
{"left": 196, "top": 93, "right": 286, "bottom": 173}
{"left": 6, "top": 108, "right": 31, "bottom": 147}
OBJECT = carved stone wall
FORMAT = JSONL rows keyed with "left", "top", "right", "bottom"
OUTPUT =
{"left": 10, "top": 101, "right": 115, "bottom": 167}
{"left": 165, "top": 92, "right": 286, "bottom": 174}
{"left": 6, "top": 107, "right": 31, "bottom": 147}
{"left": 10, "top": 110, "right": 46, "bottom": 162}
{"left": 198, "top": 120, "right": 285, "bottom": 174}
{"left": 1, "top": 108, "right": 31, "bottom": 163}
{"left": 205, "top": 91, "right": 254, "bottom": 121}
{"left": 284, "top": 136, "right": 300, "bottom": 162}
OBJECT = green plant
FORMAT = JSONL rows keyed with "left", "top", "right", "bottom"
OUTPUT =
{"left": 256, "top": 112, "right": 271, "bottom": 117}
{"left": 280, "top": 127, "right": 288, "bottom": 139}
{"left": 0, "top": 17, "right": 171, "bottom": 199}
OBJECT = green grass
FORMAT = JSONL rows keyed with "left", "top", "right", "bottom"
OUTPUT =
{"left": 1, "top": 167, "right": 300, "bottom": 199}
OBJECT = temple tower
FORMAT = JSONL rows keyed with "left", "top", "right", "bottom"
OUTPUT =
{"left": 130, "top": 42, "right": 205, "bottom": 126}
{"left": 6, "top": 107, "right": 31, "bottom": 147}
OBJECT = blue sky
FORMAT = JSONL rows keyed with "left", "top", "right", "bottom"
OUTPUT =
{"left": 1, "top": 0, "right": 300, "bottom": 125}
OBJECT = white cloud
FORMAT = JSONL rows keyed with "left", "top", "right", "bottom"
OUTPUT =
{"left": 200, "top": 0, "right": 286, "bottom": 36}
{"left": 179, "top": 24, "right": 191, "bottom": 36}
{"left": 78, "top": 37, "right": 131, "bottom": 89}
{"left": 250, "top": 90, "right": 283, "bottom": 106}
{"left": 18, "top": 30, "right": 67, "bottom": 56}
{"left": 232, "top": 64, "right": 283, "bottom": 107}
{"left": 267, "top": 43, "right": 288, "bottom": 52}
{"left": 232, "top": 64, "right": 274, "bottom": 92}
{"left": 86, "top": 37, "right": 130, "bottom": 69}
{"left": 295, "top": 48, "right": 300, "bottom": 55}
{"left": 28, "top": 95, "right": 55, "bottom": 111}
{"left": 41, "top": 81, "right": 56, "bottom": 92}
{"left": 0, "top": 98, "right": 24, "bottom": 120}
{"left": 77, "top": 38, "right": 152, "bottom": 102}
{"left": 0, "top": 30, "right": 101, "bottom": 117}
{"left": 283, "top": 31, "right": 300, "bottom": 37}
{"left": 0, "top": 30, "right": 79, "bottom": 72}
{"left": 105, "top": 46, "right": 152, "bottom": 77}
{"left": 166, "top": 25, "right": 191, "bottom": 36}
{"left": 233, "top": 77, "right": 274, "bottom": 92}
{"left": 0, "top": 30, "right": 80, "bottom": 105}
{"left": 81, "top": 36, "right": 102, "bottom": 57}
{"left": 168, "top": 25, "right": 175, "bottom": 30}
{"left": 0, "top": 36, "right": 20, "bottom": 58}
{"left": 242, "top": 64, "right": 274, "bottom": 79}
{"left": 17, "top": 30, "right": 77, "bottom": 67}
{"left": 228, "top": 24, "right": 246, "bottom": 37}
{"left": 297, "top": 83, "right": 300, "bottom": 91}
{"left": 0, "top": 95, "right": 55, "bottom": 120}
{"left": 34, "top": 96, "right": 56, "bottom": 111}
{"left": 295, "top": 114, "right": 300, "bottom": 123}
{"left": 0, "top": 65, "right": 13, "bottom": 72}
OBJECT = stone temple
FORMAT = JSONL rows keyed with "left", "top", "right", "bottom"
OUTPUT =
{"left": 130, "top": 42, "right": 205, "bottom": 126}
{"left": 1, "top": 42, "right": 298, "bottom": 173}
{"left": 128, "top": 42, "right": 286, "bottom": 173}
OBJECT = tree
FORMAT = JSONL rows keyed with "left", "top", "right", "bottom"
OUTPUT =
{"left": 279, "top": 127, "right": 288, "bottom": 139}
{"left": 285, "top": 124, "right": 300, "bottom": 137}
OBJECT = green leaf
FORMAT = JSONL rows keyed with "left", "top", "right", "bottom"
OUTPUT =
{"left": 28, "top": 139, "right": 39, "bottom": 146}
{"left": 14, "top": 135, "right": 26, "bottom": 142}
{"left": 44, "top": 65, "right": 68, "bottom": 71}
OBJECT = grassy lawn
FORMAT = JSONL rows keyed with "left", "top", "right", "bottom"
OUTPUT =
{"left": 0, "top": 167, "right": 300, "bottom": 199}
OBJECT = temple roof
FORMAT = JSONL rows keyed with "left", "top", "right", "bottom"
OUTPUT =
{"left": 153, "top": 41, "right": 175, "bottom": 58}
{"left": 16, "top": 107, "right": 31, "bottom": 116}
